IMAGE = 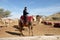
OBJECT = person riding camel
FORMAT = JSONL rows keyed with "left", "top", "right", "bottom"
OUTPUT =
{"left": 23, "top": 7, "right": 29, "bottom": 24}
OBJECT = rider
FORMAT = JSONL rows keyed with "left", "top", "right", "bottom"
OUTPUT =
{"left": 23, "top": 7, "right": 29, "bottom": 24}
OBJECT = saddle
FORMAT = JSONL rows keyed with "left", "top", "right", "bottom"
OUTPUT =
{"left": 20, "top": 15, "right": 33, "bottom": 26}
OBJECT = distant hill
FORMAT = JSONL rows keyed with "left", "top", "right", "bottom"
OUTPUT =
{"left": 49, "top": 12, "right": 60, "bottom": 17}
{"left": 46, "top": 12, "right": 60, "bottom": 21}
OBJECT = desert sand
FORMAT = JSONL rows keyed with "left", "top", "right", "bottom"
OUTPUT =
{"left": 0, "top": 21, "right": 60, "bottom": 38}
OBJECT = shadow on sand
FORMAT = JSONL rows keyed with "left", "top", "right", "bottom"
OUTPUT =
{"left": 5, "top": 31, "right": 24, "bottom": 36}
{"left": 44, "top": 34, "right": 54, "bottom": 36}
{"left": 0, "top": 26, "right": 3, "bottom": 28}
{"left": 13, "top": 25, "right": 20, "bottom": 29}
{"left": 13, "top": 25, "right": 25, "bottom": 31}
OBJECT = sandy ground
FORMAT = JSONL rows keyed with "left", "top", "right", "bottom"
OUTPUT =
{"left": 0, "top": 21, "right": 60, "bottom": 38}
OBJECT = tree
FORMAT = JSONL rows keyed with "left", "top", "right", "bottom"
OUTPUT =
{"left": 0, "top": 8, "right": 4, "bottom": 18}
{"left": 4, "top": 10, "right": 11, "bottom": 17}
{"left": 0, "top": 8, "right": 11, "bottom": 18}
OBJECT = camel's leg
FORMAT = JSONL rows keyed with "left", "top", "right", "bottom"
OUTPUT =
{"left": 20, "top": 26, "right": 23, "bottom": 35}
{"left": 30, "top": 20, "right": 33, "bottom": 36}
{"left": 31, "top": 26, "right": 33, "bottom": 36}
{"left": 19, "top": 21, "right": 24, "bottom": 36}
{"left": 28, "top": 22, "right": 31, "bottom": 36}
{"left": 28, "top": 26, "right": 30, "bottom": 36}
{"left": 28, "top": 22, "right": 33, "bottom": 36}
{"left": 28, "top": 25, "right": 33, "bottom": 36}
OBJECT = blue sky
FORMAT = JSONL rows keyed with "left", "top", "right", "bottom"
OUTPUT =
{"left": 0, "top": 0, "right": 60, "bottom": 18}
